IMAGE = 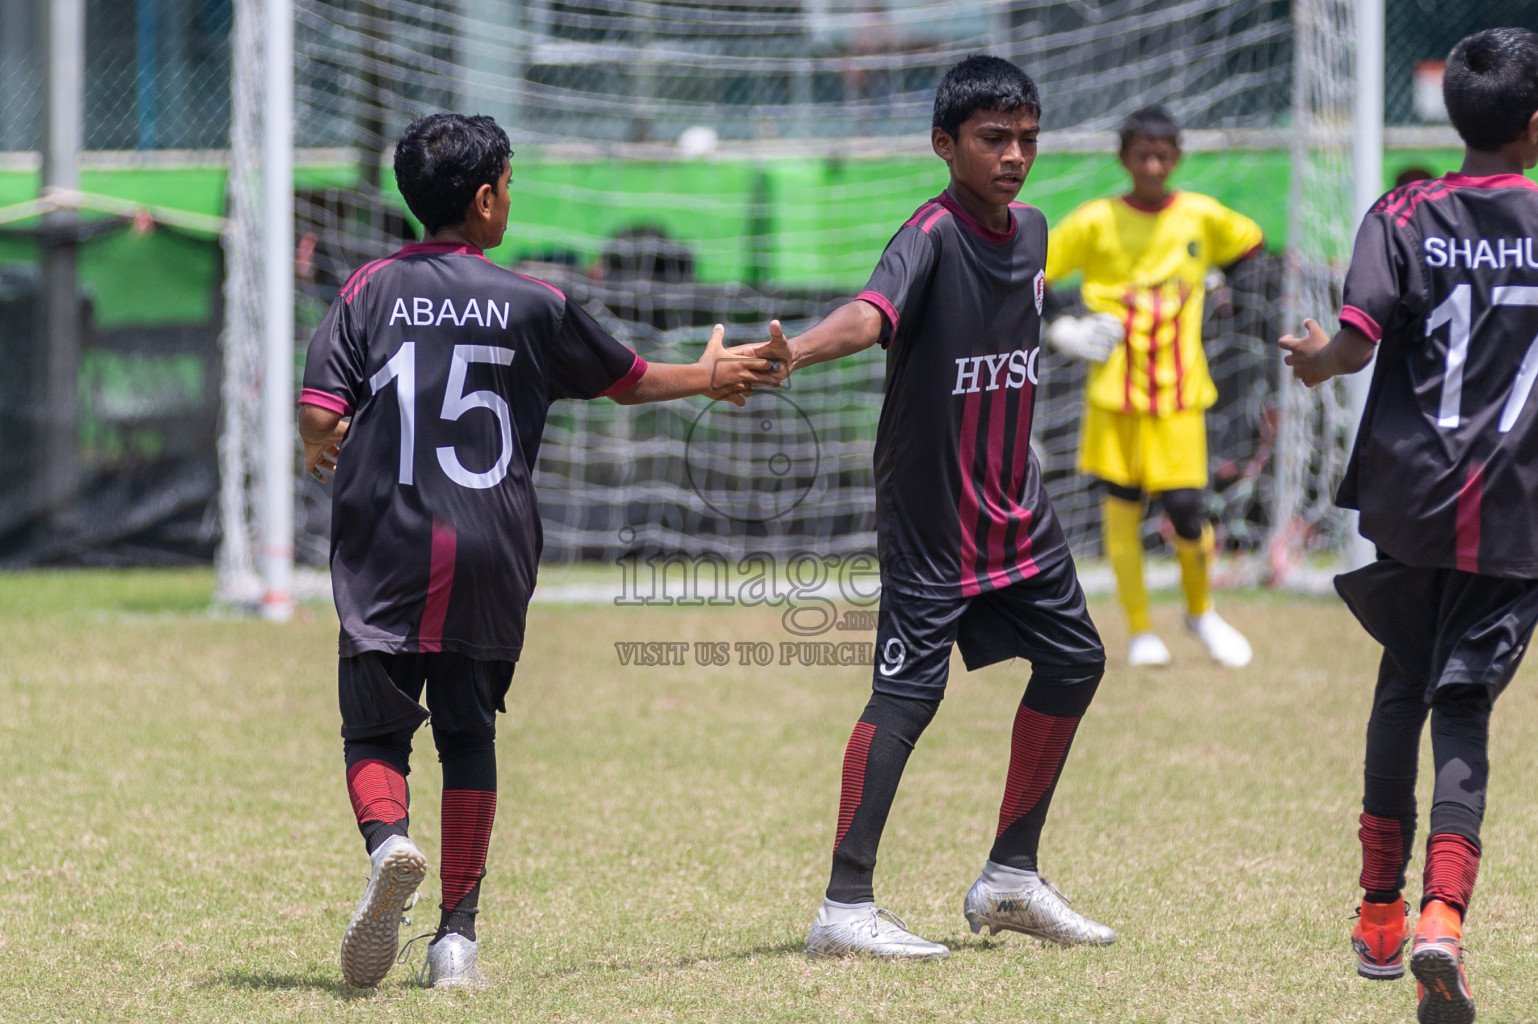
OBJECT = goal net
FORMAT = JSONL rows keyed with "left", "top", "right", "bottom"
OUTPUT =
{"left": 218, "top": 0, "right": 1355, "bottom": 601}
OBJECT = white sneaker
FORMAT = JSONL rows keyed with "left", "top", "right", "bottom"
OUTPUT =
{"left": 963, "top": 862, "right": 1115, "bottom": 946}
{"left": 422, "top": 932, "right": 488, "bottom": 989}
{"left": 806, "top": 899, "right": 950, "bottom": 960}
{"left": 340, "top": 835, "right": 428, "bottom": 988}
{"left": 1185, "top": 610, "right": 1253, "bottom": 667}
{"left": 1127, "top": 631, "right": 1171, "bottom": 667}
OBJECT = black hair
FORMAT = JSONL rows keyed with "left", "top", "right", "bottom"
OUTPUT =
{"left": 1443, "top": 28, "right": 1538, "bottom": 153}
{"left": 393, "top": 113, "right": 512, "bottom": 235}
{"left": 932, "top": 54, "right": 1040, "bottom": 139}
{"left": 1118, "top": 106, "right": 1180, "bottom": 152}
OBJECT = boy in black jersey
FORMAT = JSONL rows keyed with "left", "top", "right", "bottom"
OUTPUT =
{"left": 1282, "top": 28, "right": 1538, "bottom": 1023}
{"left": 759, "top": 55, "right": 1113, "bottom": 959}
{"left": 299, "top": 113, "right": 781, "bottom": 989}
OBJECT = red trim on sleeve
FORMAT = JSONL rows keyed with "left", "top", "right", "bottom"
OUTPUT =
{"left": 597, "top": 353, "right": 648, "bottom": 398}
{"left": 299, "top": 388, "right": 353, "bottom": 416}
{"left": 857, "top": 290, "right": 899, "bottom": 332}
{"left": 1339, "top": 305, "right": 1383, "bottom": 343}
{"left": 1238, "top": 240, "right": 1264, "bottom": 261}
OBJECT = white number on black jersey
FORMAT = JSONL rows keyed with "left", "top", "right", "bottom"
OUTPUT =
{"left": 369, "top": 342, "right": 518, "bottom": 488}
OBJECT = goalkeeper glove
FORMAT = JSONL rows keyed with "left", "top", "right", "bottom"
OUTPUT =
{"left": 1046, "top": 313, "right": 1124, "bottom": 363}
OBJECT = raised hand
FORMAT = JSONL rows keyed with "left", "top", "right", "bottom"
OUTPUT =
{"left": 1279, "top": 318, "right": 1338, "bottom": 387}
{"left": 741, "top": 319, "right": 794, "bottom": 383}
{"left": 700, "top": 323, "right": 785, "bottom": 406}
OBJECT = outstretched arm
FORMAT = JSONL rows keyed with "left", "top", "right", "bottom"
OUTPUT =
{"left": 736, "top": 301, "right": 884, "bottom": 372}
{"left": 1279, "top": 318, "right": 1375, "bottom": 387}
{"left": 610, "top": 324, "right": 787, "bottom": 407}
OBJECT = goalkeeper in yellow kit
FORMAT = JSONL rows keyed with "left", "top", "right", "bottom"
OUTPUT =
{"left": 1045, "top": 106, "right": 1261, "bottom": 668}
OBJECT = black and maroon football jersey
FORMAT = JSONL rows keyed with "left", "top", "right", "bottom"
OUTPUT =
{"left": 1340, "top": 173, "right": 1538, "bottom": 578}
{"left": 858, "top": 190, "right": 1071, "bottom": 598}
{"left": 302, "top": 241, "right": 645, "bottom": 658}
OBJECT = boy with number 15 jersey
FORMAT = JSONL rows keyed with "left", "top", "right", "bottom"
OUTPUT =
{"left": 1282, "top": 28, "right": 1538, "bottom": 1024}
{"left": 299, "top": 113, "right": 780, "bottom": 991}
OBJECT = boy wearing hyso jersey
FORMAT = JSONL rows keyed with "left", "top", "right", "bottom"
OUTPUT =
{"left": 300, "top": 113, "right": 780, "bottom": 989}
{"left": 1282, "top": 28, "right": 1538, "bottom": 1024}
{"left": 760, "top": 55, "right": 1115, "bottom": 959}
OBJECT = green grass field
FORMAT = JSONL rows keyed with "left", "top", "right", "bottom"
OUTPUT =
{"left": 4, "top": 570, "right": 1538, "bottom": 1023}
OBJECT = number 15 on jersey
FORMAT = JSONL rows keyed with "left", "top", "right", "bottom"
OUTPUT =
{"left": 369, "top": 342, "right": 519, "bottom": 489}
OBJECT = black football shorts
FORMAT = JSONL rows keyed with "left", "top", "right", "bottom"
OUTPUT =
{"left": 338, "top": 651, "right": 516, "bottom": 740}
{"left": 1335, "top": 555, "right": 1538, "bottom": 700}
{"left": 871, "top": 554, "right": 1104, "bottom": 700}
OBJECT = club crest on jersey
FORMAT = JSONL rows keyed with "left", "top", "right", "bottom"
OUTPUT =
{"left": 1033, "top": 268, "right": 1045, "bottom": 314}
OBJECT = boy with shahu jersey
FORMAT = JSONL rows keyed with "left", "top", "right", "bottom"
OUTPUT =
{"left": 1282, "top": 28, "right": 1538, "bottom": 1024}
{"left": 299, "top": 113, "right": 782, "bottom": 989}
{"left": 1045, "top": 106, "right": 1263, "bottom": 669}
{"left": 759, "top": 54, "right": 1115, "bottom": 960}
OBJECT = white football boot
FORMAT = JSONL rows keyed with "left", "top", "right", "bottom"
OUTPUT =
{"left": 340, "top": 835, "right": 428, "bottom": 987}
{"left": 422, "top": 932, "right": 488, "bottom": 989}
{"left": 806, "top": 899, "right": 950, "bottom": 960}
{"left": 964, "top": 861, "right": 1115, "bottom": 946}
{"left": 1127, "top": 631, "right": 1172, "bottom": 667}
{"left": 1184, "top": 609, "right": 1253, "bottom": 667}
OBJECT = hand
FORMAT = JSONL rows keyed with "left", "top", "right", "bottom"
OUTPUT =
{"left": 734, "top": 319, "right": 794, "bottom": 384}
{"left": 700, "top": 323, "right": 786, "bottom": 406}
{"left": 1046, "top": 312, "right": 1123, "bottom": 363}
{"left": 304, "top": 419, "right": 348, "bottom": 482}
{"left": 1279, "top": 318, "right": 1336, "bottom": 387}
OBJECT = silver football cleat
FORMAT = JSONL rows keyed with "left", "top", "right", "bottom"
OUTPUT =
{"left": 422, "top": 932, "right": 488, "bottom": 989}
{"left": 964, "top": 866, "right": 1115, "bottom": 946}
{"left": 806, "top": 900, "right": 950, "bottom": 960}
{"left": 340, "top": 835, "right": 428, "bottom": 987}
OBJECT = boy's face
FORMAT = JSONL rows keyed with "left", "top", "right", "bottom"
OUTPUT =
{"left": 932, "top": 107, "right": 1040, "bottom": 208}
{"left": 1119, "top": 133, "right": 1180, "bottom": 195}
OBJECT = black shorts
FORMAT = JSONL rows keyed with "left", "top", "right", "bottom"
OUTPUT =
{"left": 872, "top": 555, "right": 1105, "bottom": 700}
{"left": 338, "top": 651, "right": 516, "bottom": 741}
{"left": 1335, "top": 555, "right": 1538, "bottom": 701}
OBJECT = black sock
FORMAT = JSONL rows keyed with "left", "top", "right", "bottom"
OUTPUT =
{"left": 436, "top": 881, "right": 481, "bottom": 941}
{"left": 825, "top": 692, "right": 940, "bottom": 904}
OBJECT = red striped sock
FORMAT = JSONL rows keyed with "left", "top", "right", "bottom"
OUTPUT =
{"left": 1358, "top": 812, "right": 1411, "bottom": 896}
{"left": 996, "top": 706, "right": 1080, "bottom": 837}
{"left": 1423, "top": 833, "right": 1480, "bottom": 914}
{"left": 441, "top": 789, "right": 497, "bottom": 911}
{"left": 833, "top": 722, "right": 876, "bottom": 851}
{"left": 346, "top": 758, "right": 408, "bottom": 825}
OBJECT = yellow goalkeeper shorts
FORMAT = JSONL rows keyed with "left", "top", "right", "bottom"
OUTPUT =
{"left": 1078, "top": 404, "right": 1208, "bottom": 492}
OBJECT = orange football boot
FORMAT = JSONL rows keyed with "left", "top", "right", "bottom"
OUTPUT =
{"left": 1409, "top": 899, "right": 1474, "bottom": 1024}
{"left": 1351, "top": 896, "right": 1408, "bottom": 979}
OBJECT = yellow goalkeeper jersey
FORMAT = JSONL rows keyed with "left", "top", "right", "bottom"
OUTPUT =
{"left": 1045, "top": 191, "right": 1263, "bottom": 417}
